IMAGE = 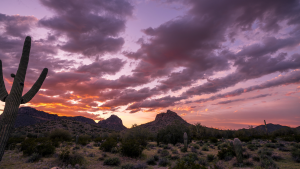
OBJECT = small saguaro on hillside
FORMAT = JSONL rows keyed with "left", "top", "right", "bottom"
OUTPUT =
{"left": 0, "top": 36, "right": 48, "bottom": 162}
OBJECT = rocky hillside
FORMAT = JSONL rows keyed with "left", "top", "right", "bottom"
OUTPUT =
{"left": 97, "top": 115, "right": 127, "bottom": 131}
{"left": 136, "top": 110, "right": 191, "bottom": 133}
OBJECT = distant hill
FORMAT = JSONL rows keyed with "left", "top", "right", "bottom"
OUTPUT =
{"left": 135, "top": 110, "right": 191, "bottom": 133}
{"left": 97, "top": 115, "right": 127, "bottom": 131}
{"left": 254, "top": 123, "right": 292, "bottom": 133}
{"left": 0, "top": 107, "right": 125, "bottom": 131}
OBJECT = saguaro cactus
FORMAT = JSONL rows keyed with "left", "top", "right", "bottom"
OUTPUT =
{"left": 233, "top": 138, "right": 243, "bottom": 164}
{"left": 184, "top": 132, "right": 188, "bottom": 151}
{"left": 0, "top": 36, "right": 48, "bottom": 161}
{"left": 264, "top": 120, "right": 268, "bottom": 136}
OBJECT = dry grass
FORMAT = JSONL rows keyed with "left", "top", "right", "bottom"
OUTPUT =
{"left": 0, "top": 140, "right": 300, "bottom": 169}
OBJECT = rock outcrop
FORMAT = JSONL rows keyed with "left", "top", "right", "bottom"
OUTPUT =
{"left": 97, "top": 115, "right": 127, "bottom": 131}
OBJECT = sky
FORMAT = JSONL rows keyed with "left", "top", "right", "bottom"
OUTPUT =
{"left": 0, "top": 0, "right": 300, "bottom": 129}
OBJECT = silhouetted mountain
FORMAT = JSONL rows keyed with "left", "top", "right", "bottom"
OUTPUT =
{"left": 254, "top": 123, "right": 290, "bottom": 133}
{"left": 135, "top": 110, "right": 191, "bottom": 133}
{"left": 97, "top": 115, "right": 127, "bottom": 131}
{"left": 0, "top": 107, "right": 96, "bottom": 128}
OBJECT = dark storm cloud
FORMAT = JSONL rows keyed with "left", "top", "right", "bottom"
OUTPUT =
{"left": 100, "top": 87, "right": 160, "bottom": 108}
{"left": 76, "top": 58, "right": 126, "bottom": 76}
{"left": 193, "top": 69, "right": 300, "bottom": 104}
{"left": 124, "top": 0, "right": 300, "bottom": 96}
{"left": 39, "top": 0, "right": 133, "bottom": 57}
{"left": 213, "top": 94, "right": 272, "bottom": 105}
{"left": 0, "top": 13, "right": 37, "bottom": 38}
{"left": 183, "top": 52, "right": 300, "bottom": 96}
{"left": 126, "top": 95, "right": 187, "bottom": 113}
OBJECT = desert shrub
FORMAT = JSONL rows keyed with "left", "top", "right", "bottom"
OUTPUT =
{"left": 21, "top": 138, "right": 38, "bottom": 156}
{"left": 100, "top": 137, "right": 117, "bottom": 152}
{"left": 78, "top": 135, "right": 91, "bottom": 146}
{"left": 239, "top": 137, "right": 251, "bottom": 142}
{"left": 291, "top": 148, "right": 300, "bottom": 163}
{"left": 243, "top": 160, "right": 254, "bottom": 167}
{"left": 217, "top": 146, "right": 235, "bottom": 161}
{"left": 111, "top": 147, "right": 119, "bottom": 154}
{"left": 258, "top": 147, "right": 273, "bottom": 157}
{"left": 252, "top": 155, "right": 260, "bottom": 162}
{"left": 242, "top": 151, "right": 250, "bottom": 159}
{"left": 121, "top": 138, "right": 144, "bottom": 158}
{"left": 193, "top": 144, "right": 200, "bottom": 149}
{"left": 180, "top": 147, "right": 187, "bottom": 152}
{"left": 271, "top": 153, "right": 283, "bottom": 161}
{"left": 209, "top": 137, "right": 218, "bottom": 143}
{"left": 160, "top": 149, "right": 170, "bottom": 157}
{"left": 198, "top": 157, "right": 207, "bottom": 166}
{"left": 154, "top": 154, "right": 159, "bottom": 161}
{"left": 36, "top": 141, "right": 55, "bottom": 156}
{"left": 170, "top": 155, "right": 180, "bottom": 160}
{"left": 182, "top": 153, "right": 198, "bottom": 164}
{"left": 191, "top": 146, "right": 197, "bottom": 153}
{"left": 214, "top": 161, "right": 225, "bottom": 169}
{"left": 103, "top": 157, "right": 121, "bottom": 166}
{"left": 122, "top": 125, "right": 150, "bottom": 147}
{"left": 265, "top": 143, "right": 277, "bottom": 149}
{"left": 247, "top": 144, "right": 257, "bottom": 151}
{"left": 59, "top": 147, "right": 85, "bottom": 166}
{"left": 26, "top": 153, "right": 40, "bottom": 163}
{"left": 157, "top": 120, "right": 191, "bottom": 145}
{"left": 134, "top": 163, "right": 147, "bottom": 169}
{"left": 202, "top": 146, "right": 209, "bottom": 151}
{"left": 294, "top": 143, "right": 300, "bottom": 149}
{"left": 171, "top": 158, "right": 206, "bottom": 169}
{"left": 158, "top": 157, "right": 169, "bottom": 167}
{"left": 207, "top": 154, "right": 215, "bottom": 162}
{"left": 5, "top": 136, "right": 25, "bottom": 150}
{"left": 93, "top": 137, "right": 103, "bottom": 143}
{"left": 121, "top": 163, "right": 134, "bottom": 169}
{"left": 260, "top": 156, "right": 277, "bottom": 169}
{"left": 147, "top": 156, "right": 157, "bottom": 165}
{"left": 172, "top": 149, "right": 178, "bottom": 154}
{"left": 49, "top": 129, "right": 72, "bottom": 142}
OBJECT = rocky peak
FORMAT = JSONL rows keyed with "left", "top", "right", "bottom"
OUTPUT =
{"left": 98, "top": 114, "right": 127, "bottom": 131}
{"left": 155, "top": 110, "right": 181, "bottom": 121}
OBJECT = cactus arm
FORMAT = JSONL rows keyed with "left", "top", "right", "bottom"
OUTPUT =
{"left": 0, "top": 60, "right": 8, "bottom": 102}
{"left": 20, "top": 68, "right": 48, "bottom": 104}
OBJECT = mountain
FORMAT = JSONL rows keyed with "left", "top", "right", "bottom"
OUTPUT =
{"left": 0, "top": 107, "right": 96, "bottom": 128}
{"left": 97, "top": 115, "right": 127, "bottom": 131}
{"left": 254, "top": 123, "right": 290, "bottom": 133}
{"left": 135, "top": 110, "right": 191, "bottom": 133}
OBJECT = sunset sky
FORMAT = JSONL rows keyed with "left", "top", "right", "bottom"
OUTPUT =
{"left": 0, "top": 0, "right": 300, "bottom": 129}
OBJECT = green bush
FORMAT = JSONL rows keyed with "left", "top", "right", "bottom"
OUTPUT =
{"left": 157, "top": 120, "right": 191, "bottom": 145}
{"left": 202, "top": 146, "right": 209, "bottom": 151}
{"left": 217, "top": 146, "right": 235, "bottom": 161}
{"left": 21, "top": 138, "right": 38, "bottom": 156}
{"left": 26, "top": 153, "right": 40, "bottom": 163}
{"left": 209, "top": 137, "right": 218, "bottom": 143}
{"left": 146, "top": 156, "right": 157, "bottom": 165}
{"left": 158, "top": 157, "right": 169, "bottom": 167}
{"left": 121, "top": 163, "right": 134, "bottom": 169}
{"left": 160, "top": 149, "right": 170, "bottom": 157}
{"left": 78, "top": 135, "right": 91, "bottom": 146}
{"left": 182, "top": 153, "right": 198, "bottom": 164}
{"left": 100, "top": 137, "right": 117, "bottom": 152}
{"left": 49, "top": 129, "right": 72, "bottom": 142}
{"left": 207, "top": 154, "right": 214, "bottom": 162}
{"left": 247, "top": 144, "right": 257, "bottom": 151}
{"left": 121, "top": 138, "right": 143, "bottom": 158}
{"left": 36, "top": 141, "right": 55, "bottom": 156}
{"left": 5, "top": 136, "right": 25, "bottom": 150}
{"left": 291, "top": 148, "right": 300, "bottom": 163}
{"left": 103, "top": 157, "right": 121, "bottom": 166}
